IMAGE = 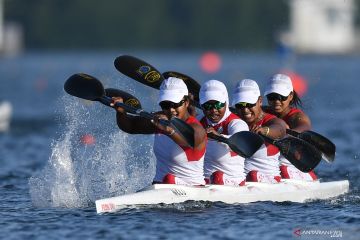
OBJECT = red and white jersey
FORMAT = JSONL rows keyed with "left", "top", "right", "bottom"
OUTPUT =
{"left": 245, "top": 113, "right": 280, "bottom": 176}
{"left": 200, "top": 112, "right": 249, "bottom": 179}
{"left": 153, "top": 116, "right": 206, "bottom": 185}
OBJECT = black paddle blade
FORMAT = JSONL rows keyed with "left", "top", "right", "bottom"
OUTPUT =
{"left": 114, "top": 55, "right": 164, "bottom": 89}
{"left": 64, "top": 73, "right": 105, "bottom": 101}
{"left": 287, "top": 129, "right": 335, "bottom": 163}
{"left": 276, "top": 137, "right": 322, "bottom": 172}
{"left": 228, "top": 131, "right": 264, "bottom": 158}
{"left": 105, "top": 88, "right": 142, "bottom": 109}
{"left": 170, "top": 117, "right": 195, "bottom": 148}
{"left": 162, "top": 71, "right": 201, "bottom": 104}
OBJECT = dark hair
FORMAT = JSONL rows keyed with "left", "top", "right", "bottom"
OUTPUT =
{"left": 290, "top": 91, "right": 303, "bottom": 108}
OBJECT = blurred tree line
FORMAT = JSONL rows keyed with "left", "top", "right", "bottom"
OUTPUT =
{"left": 4, "top": 0, "right": 358, "bottom": 50}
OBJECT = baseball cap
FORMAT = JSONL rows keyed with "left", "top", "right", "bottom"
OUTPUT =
{"left": 199, "top": 80, "right": 228, "bottom": 104}
{"left": 232, "top": 79, "right": 260, "bottom": 105}
{"left": 158, "top": 77, "right": 188, "bottom": 103}
{"left": 264, "top": 74, "right": 293, "bottom": 96}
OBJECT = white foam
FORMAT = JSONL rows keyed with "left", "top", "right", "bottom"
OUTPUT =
{"left": 29, "top": 96, "right": 155, "bottom": 208}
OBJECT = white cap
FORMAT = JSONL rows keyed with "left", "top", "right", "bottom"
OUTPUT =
{"left": 264, "top": 74, "right": 293, "bottom": 96}
{"left": 199, "top": 80, "right": 228, "bottom": 104}
{"left": 158, "top": 77, "right": 188, "bottom": 103}
{"left": 232, "top": 79, "right": 260, "bottom": 105}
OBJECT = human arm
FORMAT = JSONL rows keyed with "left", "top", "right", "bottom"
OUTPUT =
{"left": 250, "top": 117, "right": 287, "bottom": 139}
{"left": 112, "top": 97, "right": 156, "bottom": 134}
{"left": 287, "top": 111, "right": 312, "bottom": 132}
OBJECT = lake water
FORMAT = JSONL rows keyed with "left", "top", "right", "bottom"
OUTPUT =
{"left": 0, "top": 51, "right": 359, "bottom": 239}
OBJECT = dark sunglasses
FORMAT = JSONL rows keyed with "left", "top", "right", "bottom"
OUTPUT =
{"left": 235, "top": 102, "right": 256, "bottom": 109}
{"left": 266, "top": 93, "right": 289, "bottom": 102}
{"left": 201, "top": 101, "right": 226, "bottom": 111}
{"left": 159, "top": 99, "right": 186, "bottom": 109}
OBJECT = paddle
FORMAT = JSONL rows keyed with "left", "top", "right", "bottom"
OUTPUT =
{"left": 286, "top": 129, "right": 335, "bottom": 163}
{"left": 64, "top": 73, "right": 195, "bottom": 148}
{"left": 114, "top": 55, "right": 164, "bottom": 89}
{"left": 208, "top": 132, "right": 263, "bottom": 158}
{"left": 105, "top": 88, "right": 142, "bottom": 109}
{"left": 259, "top": 134, "right": 322, "bottom": 172}
{"left": 114, "top": 55, "right": 202, "bottom": 108}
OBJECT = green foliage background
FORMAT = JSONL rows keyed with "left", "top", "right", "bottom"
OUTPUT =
{"left": 4, "top": 0, "right": 359, "bottom": 50}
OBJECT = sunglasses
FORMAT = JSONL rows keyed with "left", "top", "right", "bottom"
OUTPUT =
{"left": 159, "top": 99, "right": 186, "bottom": 109}
{"left": 266, "top": 93, "right": 289, "bottom": 102}
{"left": 201, "top": 101, "right": 226, "bottom": 111}
{"left": 235, "top": 102, "right": 256, "bottom": 109}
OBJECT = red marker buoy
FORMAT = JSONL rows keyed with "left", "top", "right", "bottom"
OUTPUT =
{"left": 81, "top": 134, "right": 95, "bottom": 145}
{"left": 199, "top": 52, "right": 222, "bottom": 74}
{"left": 282, "top": 71, "right": 308, "bottom": 97}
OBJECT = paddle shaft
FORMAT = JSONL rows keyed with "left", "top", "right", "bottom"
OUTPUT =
{"left": 207, "top": 132, "right": 230, "bottom": 144}
{"left": 100, "top": 95, "right": 170, "bottom": 126}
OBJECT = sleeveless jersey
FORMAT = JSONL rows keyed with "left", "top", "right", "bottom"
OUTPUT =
{"left": 281, "top": 108, "right": 303, "bottom": 125}
{"left": 245, "top": 113, "right": 280, "bottom": 176}
{"left": 153, "top": 116, "right": 206, "bottom": 185}
{"left": 200, "top": 113, "right": 249, "bottom": 179}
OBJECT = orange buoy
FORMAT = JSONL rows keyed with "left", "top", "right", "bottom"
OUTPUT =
{"left": 81, "top": 134, "right": 95, "bottom": 145}
{"left": 199, "top": 52, "right": 222, "bottom": 74}
{"left": 282, "top": 71, "right": 308, "bottom": 97}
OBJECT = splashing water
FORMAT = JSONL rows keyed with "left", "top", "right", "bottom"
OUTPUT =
{"left": 29, "top": 96, "right": 155, "bottom": 208}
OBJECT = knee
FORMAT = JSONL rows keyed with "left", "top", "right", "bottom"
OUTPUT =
{"left": 162, "top": 173, "right": 176, "bottom": 184}
{"left": 210, "top": 170, "right": 224, "bottom": 185}
{"left": 246, "top": 170, "right": 258, "bottom": 182}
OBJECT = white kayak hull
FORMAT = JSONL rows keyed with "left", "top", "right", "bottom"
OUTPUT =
{"left": 95, "top": 179, "right": 349, "bottom": 214}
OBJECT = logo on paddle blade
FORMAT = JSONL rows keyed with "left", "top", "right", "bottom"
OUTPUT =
{"left": 125, "top": 98, "right": 141, "bottom": 108}
{"left": 144, "top": 71, "right": 161, "bottom": 83}
{"left": 78, "top": 73, "right": 93, "bottom": 79}
{"left": 137, "top": 65, "right": 151, "bottom": 75}
{"left": 137, "top": 66, "right": 161, "bottom": 83}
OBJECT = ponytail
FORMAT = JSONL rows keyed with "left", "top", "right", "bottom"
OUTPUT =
{"left": 290, "top": 91, "right": 303, "bottom": 108}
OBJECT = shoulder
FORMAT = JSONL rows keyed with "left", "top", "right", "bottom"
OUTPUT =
{"left": 188, "top": 117, "right": 206, "bottom": 133}
{"left": 286, "top": 108, "right": 310, "bottom": 123}
{"left": 263, "top": 113, "right": 277, "bottom": 122}
{"left": 265, "top": 113, "right": 286, "bottom": 127}
{"left": 228, "top": 118, "right": 249, "bottom": 132}
{"left": 287, "top": 108, "right": 305, "bottom": 117}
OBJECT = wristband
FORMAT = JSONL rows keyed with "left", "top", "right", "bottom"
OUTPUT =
{"left": 264, "top": 126, "right": 270, "bottom": 136}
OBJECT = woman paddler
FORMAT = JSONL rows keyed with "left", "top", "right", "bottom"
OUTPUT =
{"left": 198, "top": 80, "right": 249, "bottom": 186}
{"left": 232, "top": 79, "right": 287, "bottom": 183}
{"left": 264, "top": 74, "right": 317, "bottom": 181}
{"left": 111, "top": 77, "right": 207, "bottom": 185}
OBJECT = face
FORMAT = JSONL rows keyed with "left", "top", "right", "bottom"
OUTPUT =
{"left": 201, "top": 100, "right": 226, "bottom": 123}
{"left": 159, "top": 98, "right": 189, "bottom": 120}
{"left": 266, "top": 92, "right": 293, "bottom": 114}
{"left": 235, "top": 97, "right": 262, "bottom": 124}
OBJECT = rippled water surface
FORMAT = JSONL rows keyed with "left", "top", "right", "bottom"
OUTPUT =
{"left": 0, "top": 52, "right": 359, "bottom": 239}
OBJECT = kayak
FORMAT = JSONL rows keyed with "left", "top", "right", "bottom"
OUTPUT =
{"left": 0, "top": 101, "right": 12, "bottom": 132}
{"left": 95, "top": 179, "right": 349, "bottom": 214}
